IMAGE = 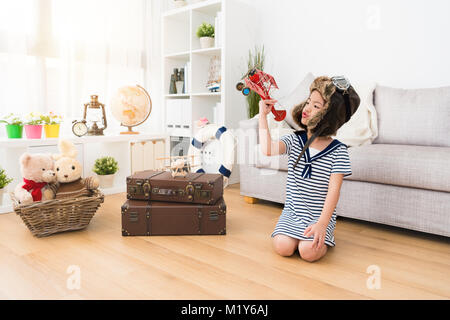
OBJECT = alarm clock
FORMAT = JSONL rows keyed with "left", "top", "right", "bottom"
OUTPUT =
{"left": 72, "top": 120, "right": 88, "bottom": 137}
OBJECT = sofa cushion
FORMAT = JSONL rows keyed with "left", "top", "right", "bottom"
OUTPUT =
{"left": 373, "top": 84, "right": 450, "bottom": 147}
{"left": 278, "top": 72, "right": 315, "bottom": 130}
{"left": 254, "top": 144, "right": 289, "bottom": 171}
{"left": 348, "top": 144, "right": 450, "bottom": 193}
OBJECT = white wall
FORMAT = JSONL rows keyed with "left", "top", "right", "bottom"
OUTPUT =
{"left": 245, "top": 0, "right": 450, "bottom": 97}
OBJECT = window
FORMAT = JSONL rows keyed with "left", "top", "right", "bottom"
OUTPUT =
{"left": 0, "top": 0, "right": 155, "bottom": 134}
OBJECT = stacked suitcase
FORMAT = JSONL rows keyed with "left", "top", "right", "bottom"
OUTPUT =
{"left": 122, "top": 170, "right": 226, "bottom": 236}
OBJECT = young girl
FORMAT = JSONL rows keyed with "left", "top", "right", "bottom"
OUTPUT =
{"left": 259, "top": 76, "right": 360, "bottom": 262}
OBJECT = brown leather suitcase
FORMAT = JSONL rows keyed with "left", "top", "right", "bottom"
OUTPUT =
{"left": 121, "top": 198, "right": 226, "bottom": 236}
{"left": 126, "top": 170, "right": 223, "bottom": 205}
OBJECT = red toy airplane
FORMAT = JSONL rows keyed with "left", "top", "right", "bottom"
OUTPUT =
{"left": 236, "top": 68, "right": 286, "bottom": 121}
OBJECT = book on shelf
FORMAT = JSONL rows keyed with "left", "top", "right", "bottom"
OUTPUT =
{"left": 166, "top": 99, "right": 191, "bottom": 135}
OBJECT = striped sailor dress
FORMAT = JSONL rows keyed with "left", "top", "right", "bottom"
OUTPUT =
{"left": 271, "top": 130, "right": 352, "bottom": 247}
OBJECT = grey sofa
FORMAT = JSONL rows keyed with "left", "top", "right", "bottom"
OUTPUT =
{"left": 238, "top": 84, "right": 450, "bottom": 238}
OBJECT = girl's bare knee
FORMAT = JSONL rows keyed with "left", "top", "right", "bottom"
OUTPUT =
{"left": 298, "top": 241, "right": 327, "bottom": 263}
{"left": 273, "top": 235, "right": 297, "bottom": 257}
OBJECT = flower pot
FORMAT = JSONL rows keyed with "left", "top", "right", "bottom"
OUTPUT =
{"left": 44, "top": 124, "right": 60, "bottom": 138}
{"left": 24, "top": 125, "right": 43, "bottom": 139}
{"left": 0, "top": 188, "right": 4, "bottom": 206}
{"left": 5, "top": 124, "right": 23, "bottom": 139}
{"left": 97, "top": 174, "right": 115, "bottom": 189}
{"left": 200, "top": 37, "right": 214, "bottom": 49}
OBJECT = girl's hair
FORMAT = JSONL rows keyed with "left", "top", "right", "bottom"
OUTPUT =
{"left": 291, "top": 88, "right": 360, "bottom": 138}
{"left": 290, "top": 77, "right": 360, "bottom": 168}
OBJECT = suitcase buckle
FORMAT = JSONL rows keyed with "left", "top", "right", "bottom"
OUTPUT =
{"left": 186, "top": 184, "right": 195, "bottom": 195}
{"left": 143, "top": 182, "right": 151, "bottom": 197}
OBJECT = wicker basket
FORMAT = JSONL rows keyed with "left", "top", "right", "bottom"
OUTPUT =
{"left": 10, "top": 190, "right": 105, "bottom": 238}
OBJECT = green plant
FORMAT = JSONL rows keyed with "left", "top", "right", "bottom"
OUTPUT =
{"left": 42, "top": 111, "right": 63, "bottom": 125}
{"left": 244, "top": 45, "right": 265, "bottom": 119}
{"left": 0, "top": 168, "right": 13, "bottom": 189}
{"left": 93, "top": 157, "right": 119, "bottom": 175}
{"left": 0, "top": 113, "right": 23, "bottom": 125}
{"left": 24, "top": 112, "right": 45, "bottom": 125}
{"left": 196, "top": 22, "right": 214, "bottom": 38}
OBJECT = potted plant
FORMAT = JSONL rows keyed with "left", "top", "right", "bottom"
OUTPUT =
{"left": 0, "top": 168, "right": 13, "bottom": 206}
{"left": 24, "top": 112, "right": 45, "bottom": 139}
{"left": 196, "top": 22, "right": 215, "bottom": 49}
{"left": 42, "top": 111, "right": 63, "bottom": 138}
{"left": 0, "top": 113, "right": 24, "bottom": 139}
{"left": 92, "top": 156, "right": 119, "bottom": 188}
{"left": 244, "top": 45, "right": 265, "bottom": 119}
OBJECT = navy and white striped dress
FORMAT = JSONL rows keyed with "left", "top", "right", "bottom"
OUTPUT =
{"left": 271, "top": 130, "right": 352, "bottom": 247}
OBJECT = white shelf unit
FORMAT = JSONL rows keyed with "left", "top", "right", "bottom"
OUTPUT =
{"left": 161, "top": 0, "right": 256, "bottom": 183}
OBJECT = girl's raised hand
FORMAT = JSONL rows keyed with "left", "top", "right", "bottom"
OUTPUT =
{"left": 259, "top": 99, "right": 277, "bottom": 116}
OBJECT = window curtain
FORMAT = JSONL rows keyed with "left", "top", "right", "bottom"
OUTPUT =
{"left": 0, "top": 0, "right": 162, "bottom": 136}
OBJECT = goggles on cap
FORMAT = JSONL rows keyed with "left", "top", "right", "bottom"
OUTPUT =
{"left": 331, "top": 76, "right": 352, "bottom": 122}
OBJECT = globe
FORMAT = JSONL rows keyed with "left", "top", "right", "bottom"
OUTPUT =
{"left": 110, "top": 85, "right": 152, "bottom": 134}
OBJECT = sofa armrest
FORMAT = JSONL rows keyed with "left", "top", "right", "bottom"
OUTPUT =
{"left": 239, "top": 115, "right": 259, "bottom": 131}
{"left": 239, "top": 115, "right": 259, "bottom": 145}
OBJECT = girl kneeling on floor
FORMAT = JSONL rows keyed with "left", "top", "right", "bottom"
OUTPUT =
{"left": 259, "top": 76, "right": 360, "bottom": 262}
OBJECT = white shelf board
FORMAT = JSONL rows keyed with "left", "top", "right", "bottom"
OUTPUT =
{"left": 191, "top": 92, "right": 221, "bottom": 96}
{"left": 165, "top": 94, "right": 190, "bottom": 97}
{"left": 164, "top": 51, "right": 190, "bottom": 59}
{"left": 191, "top": 47, "right": 221, "bottom": 56}
{"left": 163, "top": 0, "right": 222, "bottom": 18}
{"left": 0, "top": 133, "right": 167, "bottom": 148}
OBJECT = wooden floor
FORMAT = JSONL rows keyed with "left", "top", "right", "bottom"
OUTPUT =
{"left": 0, "top": 184, "right": 449, "bottom": 300}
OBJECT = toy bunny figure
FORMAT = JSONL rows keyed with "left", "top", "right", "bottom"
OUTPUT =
{"left": 53, "top": 140, "right": 99, "bottom": 199}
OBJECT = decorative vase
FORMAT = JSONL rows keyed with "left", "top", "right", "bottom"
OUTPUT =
{"left": 24, "top": 125, "right": 43, "bottom": 139}
{"left": 5, "top": 124, "right": 23, "bottom": 139}
{"left": 0, "top": 188, "right": 4, "bottom": 206}
{"left": 200, "top": 37, "right": 214, "bottom": 49}
{"left": 44, "top": 124, "right": 60, "bottom": 138}
{"left": 97, "top": 174, "right": 115, "bottom": 189}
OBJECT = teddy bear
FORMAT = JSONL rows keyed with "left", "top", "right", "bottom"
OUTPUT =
{"left": 14, "top": 153, "right": 57, "bottom": 205}
{"left": 53, "top": 139, "right": 99, "bottom": 199}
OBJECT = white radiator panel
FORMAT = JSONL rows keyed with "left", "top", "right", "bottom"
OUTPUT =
{"left": 131, "top": 139, "right": 166, "bottom": 174}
